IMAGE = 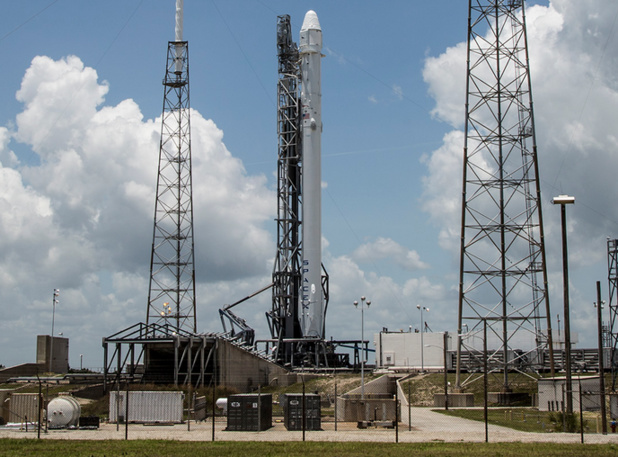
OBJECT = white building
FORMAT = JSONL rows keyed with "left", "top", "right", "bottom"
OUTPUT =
{"left": 537, "top": 376, "right": 601, "bottom": 412}
{"left": 374, "top": 330, "right": 451, "bottom": 371}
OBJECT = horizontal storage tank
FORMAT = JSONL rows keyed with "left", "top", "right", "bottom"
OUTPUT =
{"left": 109, "top": 391, "right": 184, "bottom": 423}
{"left": 281, "top": 393, "right": 321, "bottom": 431}
{"left": 48, "top": 396, "right": 81, "bottom": 428}
{"left": 226, "top": 394, "right": 272, "bottom": 431}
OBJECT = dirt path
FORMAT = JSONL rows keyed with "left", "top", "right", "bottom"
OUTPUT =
{"left": 2, "top": 413, "right": 618, "bottom": 443}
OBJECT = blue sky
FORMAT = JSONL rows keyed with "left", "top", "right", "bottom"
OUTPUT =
{"left": 1, "top": 0, "right": 617, "bottom": 370}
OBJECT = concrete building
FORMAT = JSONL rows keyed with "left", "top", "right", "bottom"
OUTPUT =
{"left": 36, "top": 335, "right": 69, "bottom": 373}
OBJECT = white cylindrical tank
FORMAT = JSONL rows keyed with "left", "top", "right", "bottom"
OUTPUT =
{"left": 299, "top": 10, "right": 324, "bottom": 338}
{"left": 47, "top": 396, "right": 81, "bottom": 429}
{"left": 215, "top": 397, "right": 228, "bottom": 413}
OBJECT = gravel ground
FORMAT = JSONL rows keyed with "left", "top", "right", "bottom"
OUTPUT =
{"left": 2, "top": 408, "right": 618, "bottom": 443}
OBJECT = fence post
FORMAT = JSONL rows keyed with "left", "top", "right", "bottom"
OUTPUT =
{"left": 334, "top": 380, "right": 338, "bottom": 431}
{"left": 395, "top": 387, "right": 399, "bottom": 443}
{"left": 408, "top": 381, "right": 411, "bottom": 431}
{"left": 124, "top": 385, "right": 129, "bottom": 440}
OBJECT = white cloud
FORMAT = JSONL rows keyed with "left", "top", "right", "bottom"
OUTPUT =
{"left": 0, "top": 55, "right": 276, "bottom": 367}
{"left": 324, "top": 248, "right": 451, "bottom": 342}
{"left": 422, "top": 41, "right": 467, "bottom": 128}
{"left": 15, "top": 56, "right": 109, "bottom": 157}
{"left": 392, "top": 84, "right": 403, "bottom": 100}
{"left": 0, "top": 127, "right": 19, "bottom": 167}
{"left": 420, "top": 130, "right": 463, "bottom": 253}
{"left": 351, "top": 237, "right": 429, "bottom": 271}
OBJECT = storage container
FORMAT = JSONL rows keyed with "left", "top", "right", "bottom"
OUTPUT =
{"left": 226, "top": 393, "right": 272, "bottom": 431}
{"left": 109, "top": 391, "right": 184, "bottom": 423}
{"left": 281, "top": 393, "right": 321, "bottom": 431}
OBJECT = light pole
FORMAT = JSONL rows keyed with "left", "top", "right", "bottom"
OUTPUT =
{"left": 49, "top": 288, "right": 59, "bottom": 373}
{"left": 443, "top": 332, "right": 449, "bottom": 410}
{"left": 552, "top": 194, "right": 574, "bottom": 414}
{"left": 354, "top": 296, "right": 371, "bottom": 400}
{"left": 416, "top": 305, "right": 429, "bottom": 372}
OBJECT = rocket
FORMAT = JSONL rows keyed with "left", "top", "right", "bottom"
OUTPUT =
{"left": 299, "top": 11, "right": 324, "bottom": 338}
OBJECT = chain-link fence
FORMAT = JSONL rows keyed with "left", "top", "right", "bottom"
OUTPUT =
{"left": 2, "top": 367, "right": 618, "bottom": 443}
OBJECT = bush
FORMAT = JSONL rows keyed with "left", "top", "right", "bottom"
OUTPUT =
{"left": 547, "top": 411, "right": 586, "bottom": 433}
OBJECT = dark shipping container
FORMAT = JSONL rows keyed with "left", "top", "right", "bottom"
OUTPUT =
{"left": 226, "top": 394, "right": 272, "bottom": 431}
{"left": 282, "top": 393, "right": 321, "bottom": 431}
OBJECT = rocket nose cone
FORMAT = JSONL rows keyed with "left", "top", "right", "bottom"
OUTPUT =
{"left": 301, "top": 10, "right": 321, "bottom": 32}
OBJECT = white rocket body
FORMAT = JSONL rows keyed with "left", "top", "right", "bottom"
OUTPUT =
{"left": 299, "top": 11, "right": 323, "bottom": 338}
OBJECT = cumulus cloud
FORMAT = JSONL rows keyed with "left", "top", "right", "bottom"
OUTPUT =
{"left": 351, "top": 237, "right": 429, "bottom": 271}
{"left": 324, "top": 248, "right": 451, "bottom": 341}
{"left": 0, "top": 55, "right": 276, "bottom": 366}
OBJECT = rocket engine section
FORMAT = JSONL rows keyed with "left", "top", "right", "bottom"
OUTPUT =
{"left": 299, "top": 11, "right": 324, "bottom": 339}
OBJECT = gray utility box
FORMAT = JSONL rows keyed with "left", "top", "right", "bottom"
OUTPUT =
{"left": 281, "top": 393, "right": 321, "bottom": 431}
{"left": 226, "top": 394, "right": 272, "bottom": 431}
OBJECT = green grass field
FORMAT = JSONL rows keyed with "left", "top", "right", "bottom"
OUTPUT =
{"left": 1, "top": 439, "right": 617, "bottom": 457}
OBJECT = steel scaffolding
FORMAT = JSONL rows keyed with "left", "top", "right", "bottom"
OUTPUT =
{"left": 455, "top": 0, "right": 553, "bottom": 391}
{"left": 268, "top": 15, "right": 304, "bottom": 365}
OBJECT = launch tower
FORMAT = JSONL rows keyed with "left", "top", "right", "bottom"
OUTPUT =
{"left": 268, "top": 14, "right": 303, "bottom": 364}
{"left": 455, "top": 0, "right": 554, "bottom": 391}
{"left": 265, "top": 12, "right": 331, "bottom": 367}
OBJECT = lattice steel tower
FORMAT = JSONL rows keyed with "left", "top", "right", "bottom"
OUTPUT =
{"left": 146, "top": 1, "right": 196, "bottom": 334}
{"left": 268, "top": 15, "right": 303, "bottom": 365}
{"left": 455, "top": 0, "right": 554, "bottom": 390}
{"left": 607, "top": 239, "right": 618, "bottom": 390}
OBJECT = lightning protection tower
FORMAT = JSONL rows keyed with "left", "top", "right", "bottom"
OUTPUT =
{"left": 455, "top": 0, "right": 554, "bottom": 392}
{"left": 146, "top": 0, "right": 196, "bottom": 334}
{"left": 607, "top": 239, "right": 618, "bottom": 390}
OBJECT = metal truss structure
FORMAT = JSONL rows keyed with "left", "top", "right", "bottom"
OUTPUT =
{"left": 267, "top": 15, "right": 303, "bottom": 366}
{"left": 455, "top": 0, "right": 554, "bottom": 391}
{"left": 103, "top": 39, "right": 202, "bottom": 388}
{"left": 102, "top": 323, "right": 216, "bottom": 391}
{"left": 146, "top": 40, "right": 197, "bottom": 334}
{"left": 607, "top": 239, "right": 618, "bottom": 390}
